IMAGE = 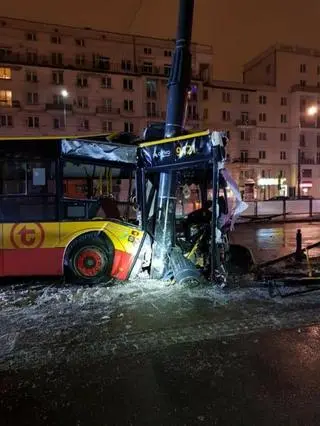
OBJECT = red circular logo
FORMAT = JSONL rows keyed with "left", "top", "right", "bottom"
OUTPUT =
{"left": 10, "top": 223, "right": 45, "bottom": 249}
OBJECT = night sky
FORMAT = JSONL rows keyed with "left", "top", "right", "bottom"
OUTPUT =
{"left": 1, "top": 0, "right": 320, "bottom": 81}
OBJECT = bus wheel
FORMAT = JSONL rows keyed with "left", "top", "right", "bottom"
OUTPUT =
{"left": 67, "top": 237, "right": 112, "bottom": 283}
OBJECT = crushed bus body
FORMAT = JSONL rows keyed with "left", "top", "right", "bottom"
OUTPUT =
{"left": 0, "top": 130, "right": 247, "bottom": 284}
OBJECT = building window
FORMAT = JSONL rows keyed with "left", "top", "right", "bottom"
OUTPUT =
{"left": 75, "top": 54, "right": 85, "bottom": 66}
{"left": 53, "top": 118, "right": 63, "bottom": 129}
{"left": 102, "top": 121, "right": 112, "bottom": 132}
{"left": 0, "top": 67, "right": 11, "bottom": 80}
{"left": 241, "top": 93, "right": 249, "bottom": 104}
{"left": 53, "top": 94, "right": 63, "bottom": 104}
{"left": 300, "top": 98, "right": 306, "bottom": 112}
{"left": 103, "top": 98, "right": 112, "bottom": 111}
{"left": 51, "top": 52, "right": 63, "bottom": 66}
{"left": 164, "top": 50, "right": 172, "bottom": 57}
{"left": 77, "top": 76, "right": 88, "bottom": 87}
{"left": 52, "top": 71, "right": 64, "bottom": 85}
{"left": 259, "top": 150, "right": 266, "bottom": 159}
{"left": 280, "top": 114, "right": 287, "bottom": 123}
{"left": 77, "top": 96, "right": 88, "bottom": 108}
{"left": 121, "top": 60, "right": 132, "bottom": 71}
{"left": 26, "top": 52, "right": 37, "bottom": 64}
{"left": 124, "top": 99, "right": 134, "bottom": 112}
{"left": 280, "top": 97, "right": 287, "bottom": 106}
{"left": 124, "top": 121, "right": 134, "bottom": 132}
{"left": 203, "top": 108, "right": 208, "bottom": 120}
{"left": 79, "top": 119, "right": 89, "bottom": 130}
{"left": 222, "top": 92, "right": 231, "bottom": 103}
{"left": 300, "top": 134, "right": 306, "bottom": 147}
{"left": 280, "top": 151, "right": 287, "bottom": 160}
{"left": 317, "top": 152, "right": 320, "bottom": 163}
{"left": 280, "top": 132, "right": 287, "bottom": 141}
{"left": 240, "top": 151, "right": 248, "bottom": 162}
{"left": 51, "top": 35, "right": 61, "bottom": 44}
{"left": 266, "top": 64, "right": 271, "bottom": 74}
{"left": 300, "top": 80, "right": 306, "bottom": 87}
{"left": 27, "top": 92, "right": 39, "bottom": 105}
{"left": 143, "top": 62, "right": 153, "bottom": 73}
{"left": 146, "top": 101, "right": 157, "bottom": 117}
{"left": 146, "top": 79, "right": 157, "bottom": 99}
{"left": 0, "top": 115, "right": 13, "bottom": 127}
{"left": 203, "top": 89, "right": 208, "bottom": 101}
{"left": 75, "top": 39, "right": 85, "bottom": 47}
{"left": 317, "top": 134, "right": 320, "bottom": 147}
{"left": 26, "top": 32, "right": 37, "bottom": 41}
{"left": 123, "top": 78, "right": 133, "bottom": 90}
{"left": 164, "top": 64, "right": 171, "bottom": 77}
{"left": 300, "top": 64, "right": 307, "bottom": 73}
{"left": 222, "top": 110, "right": 231, "bottom": 121}
{"left": 100, "top": 77, "right": 111, "bottom": 88}
{"left": 240, "top": 131, "right": 250, "bottom": 141}
{"left": 144, "top": 47, "right": 152, "bottom": 55}
{"left": 302, "top": 169, "right": 312, "bottom": 178}
{"left": 0, "top": 90, "right": 12, "bottom": 106}
{"left": 27, "top": 116, "right": 39, "bottom": 128}
{"left": 258, "top": 112, "right": 267, "bottom": 122}
{"left": 259, "top": 95, "right": 267, "bottom": 104}
{"left": 26, "top": 70, "right": 38, "bottom": 82}
{"left": 258, "top": 132, "right": 267, "bottom": 140}
{"left": 261, "top": 170, "right": 265, "bottom": 178}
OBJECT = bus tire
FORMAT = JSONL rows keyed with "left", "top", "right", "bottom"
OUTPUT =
{"left": 66, "top": 234, "right": 113, "bottom": 284}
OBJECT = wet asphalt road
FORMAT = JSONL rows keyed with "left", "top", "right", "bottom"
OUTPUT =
{"left": 2, "top": 325, "right": 320, "bottom": 426}
{"left": 1, "top": 221, "right": 320, "bottom": 425}
{"left": 232, "top": 221, "right": 320, "bottom": 263}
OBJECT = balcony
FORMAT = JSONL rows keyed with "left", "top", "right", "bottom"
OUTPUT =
{"left": 96, "top": 106, "right": 120, "bottom": 115}
{"left": 235, "top": 119, "right": 257, "bottom": 128}
{"left": 0, "top": 100, "right": 21, "bottom": 109}
{"left": 300, "top": 158, "right": 315, "bottom": 165}
{"left": 45, "top": 103, "right": 73, "bottom": 111}
{"left": 232, "top": 157, "right": 259, "bottom": 164}
{"left": 146, "top": 111, "right": 162, "bottom": 118}
{"left": 291, "top": 84, "right": 320, "bottom": 94}
{"left": 299, "top": 120, "right": 320, "bottom": 128}
{"left": 0, "top": 51, "right": 208, "bottom": 81}
{"left": 187, "top": 114, "right": 200, "bottom": 121}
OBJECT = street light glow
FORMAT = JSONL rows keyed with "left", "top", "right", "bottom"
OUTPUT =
{"left": 61, "top": 89, "right": 69, "bottom": 98}
{"left": 307, "top": 105, "right": 318, "bottom": 116}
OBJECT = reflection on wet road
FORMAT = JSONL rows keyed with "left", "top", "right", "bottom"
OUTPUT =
{"left": 232, "top": 222, "right": 320, "bottom": 263}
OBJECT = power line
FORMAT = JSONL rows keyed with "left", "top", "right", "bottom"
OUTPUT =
{"left": 127, "top": 0, "right": 143, "bottom": 33}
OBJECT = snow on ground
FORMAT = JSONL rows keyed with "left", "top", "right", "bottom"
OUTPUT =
{"left": 1, "top": 277, "right": 320, "bottom": 371}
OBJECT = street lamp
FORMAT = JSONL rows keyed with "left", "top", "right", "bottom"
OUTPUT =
{"left": 306, "top": 105, "right": 318, "bottom": 116}
{"left": 61, "top": 89, "right": 69, "bottom": 128}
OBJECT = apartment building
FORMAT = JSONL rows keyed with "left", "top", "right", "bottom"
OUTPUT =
{"left": 0, "top": 18, "right": 319, "bottom": 199}
{"left": 0, "top": 16, "right": 212, "bottom": 137}
{"left": 242, "top": 43, "right": 320, "bottom": 198}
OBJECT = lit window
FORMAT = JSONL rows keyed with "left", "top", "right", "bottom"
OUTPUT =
{"left": 0, "top": 68, "right": 11, "bottom": 80}
{"left": 0, "top": 90, "right": 12, "bottom": 106}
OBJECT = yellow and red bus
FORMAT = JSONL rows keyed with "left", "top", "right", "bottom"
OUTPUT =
{"left": 0, "top": 134, "right": 151, "bottom": 282}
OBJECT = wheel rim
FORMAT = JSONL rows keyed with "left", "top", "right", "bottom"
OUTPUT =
{"left": 74, "top": 247, "right": 106, "bottom": 278}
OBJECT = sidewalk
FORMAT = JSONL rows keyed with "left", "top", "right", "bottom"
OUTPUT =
{"left": 239, "top": 213, "right": 320, "bottom": 224}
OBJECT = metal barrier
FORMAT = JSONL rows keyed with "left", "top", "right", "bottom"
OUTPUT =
{"left": 240, "top": 199, "right": 320, "bottom": 218}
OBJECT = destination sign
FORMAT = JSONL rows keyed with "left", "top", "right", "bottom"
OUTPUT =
{"left": 138, "top": 131, "right": 214, "bottom": 169}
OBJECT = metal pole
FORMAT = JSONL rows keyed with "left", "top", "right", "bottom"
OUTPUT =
{"left": 297, "top": 148, "right": 301, "bottom": 199}
{"left": 63, "top": 102, "right": 67, "bottom": 129}
{"left": 150, "top": 0, "right": 195, "bottom": 279}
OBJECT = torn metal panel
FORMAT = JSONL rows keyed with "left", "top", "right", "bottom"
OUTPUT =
{"left": 61, "top": 139, "right": 137, "bottom": 166}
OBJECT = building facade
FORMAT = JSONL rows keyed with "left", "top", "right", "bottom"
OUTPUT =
{"left": 0, "top": 18, "right": 319, "bottom": 199}
{"left": 242, "top": 43, "right": 320, "bottom": 198}
{"left": 0, "top": 16, "right": 212, "bottom": 137}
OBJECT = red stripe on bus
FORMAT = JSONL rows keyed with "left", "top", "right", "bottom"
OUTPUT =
{"left": 111, "top": 250, "right": 134, "bottom": 280}
{"left": 1, "top": 248, "right": 65, "bottom": 276}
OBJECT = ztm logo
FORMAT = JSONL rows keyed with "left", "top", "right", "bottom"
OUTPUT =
{"left": 10, "top": 223, "right": 45, "bottom": 249}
